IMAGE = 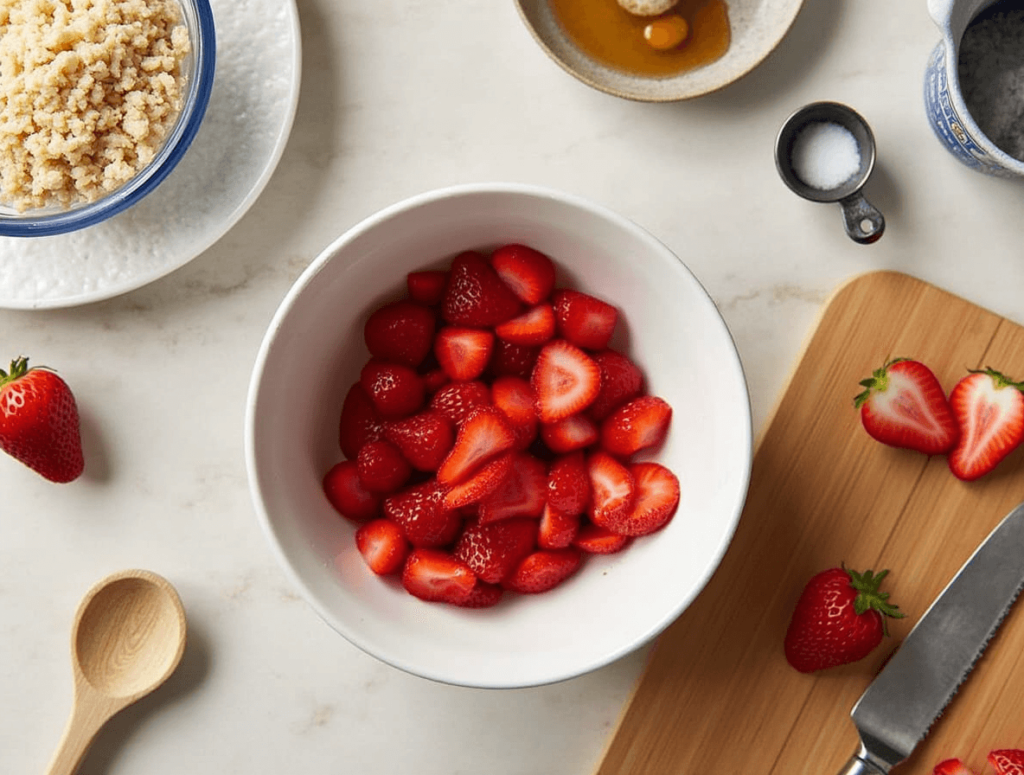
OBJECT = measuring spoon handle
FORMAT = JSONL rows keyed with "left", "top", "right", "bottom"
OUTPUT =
{"left": 840, "top": 191, "right": 885, "bottom": 244}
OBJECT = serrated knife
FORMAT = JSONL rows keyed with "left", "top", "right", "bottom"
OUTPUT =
{"left": 837, "top": 501, "right": 1024, "bottom": 775}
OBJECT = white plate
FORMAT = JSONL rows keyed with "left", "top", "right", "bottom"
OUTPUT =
{"left": 0, "top": 0, "right": 302, "bottom": 310}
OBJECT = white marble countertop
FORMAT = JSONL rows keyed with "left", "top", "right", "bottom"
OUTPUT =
{"left": 4, "top": 1, "right": 1024, "bottom": 773}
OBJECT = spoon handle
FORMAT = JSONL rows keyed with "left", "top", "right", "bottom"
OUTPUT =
{"left": 44, "top": 682, "right": 121, "bottom": 775}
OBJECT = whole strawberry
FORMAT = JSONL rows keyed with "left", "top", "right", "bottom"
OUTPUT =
{"left": 0, "top": 357, "right": 84, "bottom": 483}
{"left": 784, "top": 566, "right": 903, "bottom": 673}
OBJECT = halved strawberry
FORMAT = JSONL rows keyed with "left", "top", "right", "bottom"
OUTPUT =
{"left": 407, "top": 269, "right": 448, "bottom": 306}
{"left": 489, "top": 340, "right": 540, "bottom": 379}
{"left": 339, "top": 383, "right": 384, "bottom": 460}
{"left": 383, "top": 480, "right": 462, "bottom": 547}
{"left": 355, "top": 518, "right": 410, "bottom": 575}
{"left": 503, "top": 548, "right": 583, "bottom": 594}
{"left": 531, "top": 339, "right": 601, "bottom": 424}
{"left": 383, "top": 410, "right": 455, "bottom": 472}
{"left": 947, "top": 368, "right": 1024, "bottom": 481}
{"left": 454, "top": 517, "right": 537, "bottom": 584}
{"left": 989, "top": 749, "right": 1024, "bottom": 775}
{"left": 546, "top": 450, "right": 590, "bottom": 516}
{"left": 491, "top": 375, "right": 539, "bottom": 451}
{"left": 552, "top": 289, "right": 618, "bottom": 351}
{"left": 429, "top": 380, "right": 492, "bottom": 426}
{"left": 356, "top": 439, "right": 412, "bottom": 493}
{"left": 541, "top": 413, "right": 599, "bottom": 454}
{"left": 600, "top": 395, "right": 672, "bottom": 457}
{"left": 436, "top": 405, "right": 517, "bottom": 485}
{"left": 538, "top": 503, "right": 580, "bottom": 549}
{"left": 360, "top": 360, "right": 426, "bottom": 418}
{"left": 934, "top": 759, "right": 978, "bottom": 775}
{"left": 855, "top": 358, "right": 959, "bottom": 455}
{"left": 443, "top": 452, "right": 514, "bottom": 509}
{"left": 402, "top": 548, "right": 477, "bottom": 604}
{"left": 442, "top": 251, "right": 522, "bottom": 327}
{"left": 573, "top": 522, "right": 630, "bottom": 554}
{"left": 363, "top": 300, "right": 436, "bottom": 367}
{"left": 594, "top": 461, "right": 679, "bottom": 536}
{"left": 491, "top": 243, "right": 556, "bottom": 305}
{"left": 587, "top": 451, "right": 635, "bottom": 524}
{"left": 495, "top": 304, "right": 556, "bottom": 347}
{"left": 478, "top": 452, "right": 548, "bottom": 523}
{"left": 434, "top": 326, "right": 494, "bottom": 382}
{"left": 323, "top": 460, "right": 381, "bottom": 522}
{"left": 589, "top": 349, "right": 643, "bottom": 421}
{"left": 455, "top": 581, "right": 504, "bottom": 608}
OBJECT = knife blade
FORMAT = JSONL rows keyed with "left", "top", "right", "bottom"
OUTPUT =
{"left": 835, "top": 501, "right": 1024, "bottom": 775}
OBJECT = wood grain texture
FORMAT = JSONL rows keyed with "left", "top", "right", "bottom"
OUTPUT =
{"left": 594, "top": 271, "right": 1024, "bottom": 775}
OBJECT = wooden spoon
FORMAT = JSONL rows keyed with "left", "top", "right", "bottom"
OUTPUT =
{"left": 45, "top": 569, "right": 187, "bottom": 775}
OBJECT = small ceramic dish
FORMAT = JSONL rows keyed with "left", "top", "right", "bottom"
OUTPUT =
{"left": 515, "top": 0, "right": 804, "bottom": 101}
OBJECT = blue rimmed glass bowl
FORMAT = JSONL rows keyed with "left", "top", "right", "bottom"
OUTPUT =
{"left": 0, "top": 0, "right": 216, "bottom": 237}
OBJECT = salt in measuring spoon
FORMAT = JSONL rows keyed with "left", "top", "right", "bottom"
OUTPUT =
{"left": 775, "top": 101, "right": 885, "bottom": 244}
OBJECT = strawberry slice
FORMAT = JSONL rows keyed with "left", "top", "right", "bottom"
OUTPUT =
{"left": 553, "top": 289, "right": 618, "bottom": 351}
{"left": 436, "top": 405, "right": 517, "bottom": 485}
{"left": 989, "top": 750, "right": 1024, "bottom": 775}
{"left": 538, "top": 503, "right": 581, "bottom": 549}
{"left": 363, "top": 300, "right": 436, "bottom": 367}
{"left": 594, "top": 461, "right": 679, "bottom": 536}
{"left": 589, "top": 349, "right": 643, "bottom": 421}
{"left": 455, "top": 581, "right": 504, "bottom": 608}
{"left": 478, "top": 452, "right": 548, "bottom": 523}
{"left": 442, "top": 251, "right": 522, "bottom": 327}
{"left": 531, "top": 339, "right": 601, "bottom": 423}
{"left": 323, "top": 460, "right": 381, "bottom": 522}
{"left": 406, "top": 269, "right": 448, "bottom": 306}
{"left": 454, "top": 517, "right": 537, "bottom": 584}
{"left": 383, "top": 410, "right": 455, "bottom": 472}
{"left": 338, "top": 383, "right": 384, "bottom": 460}
{"left": 546, "top": 450, "right": 590, "bottom": 516}
{"left": 503, "top": 548, "right": 583, "bottom": 594}
{"left": 356, "top": 439, "right": 412, "bottom": 493}
{"left": 489, "top": 340, "right": 540, "bottom": 379}
{"left": 586, "top": 451, "right": 635, "bottom": 524}
{"left": 600, "top": 395, "right": 672, "bottom": 457}
{"left": 947, "top": 368, "right": 1024, "bottom": 481}
{"left": 383, "top": 480, "right": 462, "bottom": 547}
{"left": 855, "top": 358, "right": 959, "bottom": 455}
{"left": 360, "top": 359, "right": 426, "bottom": 418}
{"left": 401, "top": 548, "right": 477, "bottom": 604}
{"left": 491, "top": 375, "right": 539, "bottom": 450}
{"left": 434, "top": 326, "right": 495, "bottom": 382}
{"left": 541, "top": 413, "right": 599, "bottom": 453}
{"left": 429, "top": 380, "right": 492, "bottom": 426}
{"left": 490, "top": 243, "right": 556, "bottom": 305}
{"left": 934, "top": 759, "right": 978, "bottom": 775}
{"left": 355, "top": 518, "right": 410, "bottom": 575}
{"left": 443, "top": 451, "right": 514, "bottom": 509}
{"left": 573, "top": 522, "right": 630, "bottom": 554}
{"left": 495, "top": 304, "right": 556, "bottom": 347}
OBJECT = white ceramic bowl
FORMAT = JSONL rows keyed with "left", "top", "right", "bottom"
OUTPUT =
{"left": 245, "top": 183, "right": 752, "bottom": 688}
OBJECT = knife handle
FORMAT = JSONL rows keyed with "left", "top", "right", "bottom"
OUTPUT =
{"left": 836, "top": 752, "right": 889, "bottom": 775}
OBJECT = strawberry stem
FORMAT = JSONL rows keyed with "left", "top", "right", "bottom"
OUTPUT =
{"left": 0, "top": 356, "right": 31, "bottom": 388}
{"left": 854, "top": 357, "right": 911, "bottom": 408}
{"left": 970, "top": 366, "right": 1024, "bottom": 392}
{"left": 846, "top": 566, "right": 904, "bottom": 636}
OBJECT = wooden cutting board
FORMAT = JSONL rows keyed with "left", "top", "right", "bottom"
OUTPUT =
{"left": 595, "top": 271, "right": 1024, "bottom": 775}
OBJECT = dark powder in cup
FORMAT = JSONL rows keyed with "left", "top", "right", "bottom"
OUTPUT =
{"left": 957, "top": 0, "right": 1024, "bottom": 161}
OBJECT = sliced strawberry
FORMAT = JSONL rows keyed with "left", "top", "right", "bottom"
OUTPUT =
{"left": 434, "top": 326, "right": 494, "bottom": 382}
{"left": 383, "top": 410, "right": 455, "bottom": 472}
{"left": 491, "top": 243, "right": 556, "bottom": 305}
{"left": 356, "top": 439, "right": 412, "bottom": 493}
{"left": 355, "top": 518, "right": 410, "bottom": 575}
{"left": 429, "top": 380, "right": 492, "bottom": 426}
{"left": 455, "top": 581, "right": 504, "bottom": 608}
{"left": 587, "top": 451, "right": 635, "bottom": 524}
{"left": 363, "top": 300, "right": 436, "bottom": 367}
{"left": 360, "top": 359, "right": 426, "bottom": 419}
{"left": 855, "top": 358, "right": 959, "bottom": 455}
{"left": 989, "top": 750, "right": 1024, "bottom": 775}
{"left": 503, "top": 548, "right": 583, "bottom": 594}
{"left": 546, "top": 450, "right": 590, "bottom": 515}
{"left": 406, "top": 269, "right": 448, "bottom": 306}
{"left": 436, "top": 405, "right": 517, "bottom": 485}
{"left": 595, "top": 461, "right": 679, "bottom": 536}
{"left": 600, "top": 395, "right": 672, "bottom": 457}
{"left": 454, "top": 517, "right": 537, "bottom": 584}
{"left": 538, "top": 503, "right": 580, "bottom": 549}
{"left": 541, "top": 413, "right": 599, "bottom": 454}
{"left": 531, "top": 339, "right": 601, "bottom": 424}
{"left": 589, "top": 349, "right": 643, "bottom": 421}
{"left": 491, "top": 375, "right": 539, "bottom": 451}
{"left": 573, "top": 522, "right": 631, "bottom": 554}
{"left": 402, "top": 548, "right": 477, "bottom": 604}
{"left": 489, "top": 339, "right": 540, "bottom": 379}
{"left": 338, "top": 383, "right": 384, "bottom": 460}
{"left": 934, "top": 759, "right": 978, "bottom": 775}
{"left": 443, "top": 452, "right": 514, "bottom": 509}
{"left": 478, "top": 452, "right": 548, "bottom": 523}
{"left": 442, "top": 251, "right": 522, "bottom": 327}
{"left": 553, "top": 289, "right": 618, "bottom": 351}
{"left": 947, "top": 368, "right": 1024, "bottom": 481}
{"left": 383, "top": 480, "right": 462, "bottom": 547}
{"left": 495, "top": 304, "right": 556, "bottom": 347}
{"left": 323, "top": 460, "right": 381, "bottom": 522}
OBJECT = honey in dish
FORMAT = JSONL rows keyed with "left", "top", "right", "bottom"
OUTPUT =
{"left": 549, "top": 0, "right": 731, "bottom": 78}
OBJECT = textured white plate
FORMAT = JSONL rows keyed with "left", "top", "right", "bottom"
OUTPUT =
{"left": 0, "top": 0, "right": 301, "bottom": 309}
